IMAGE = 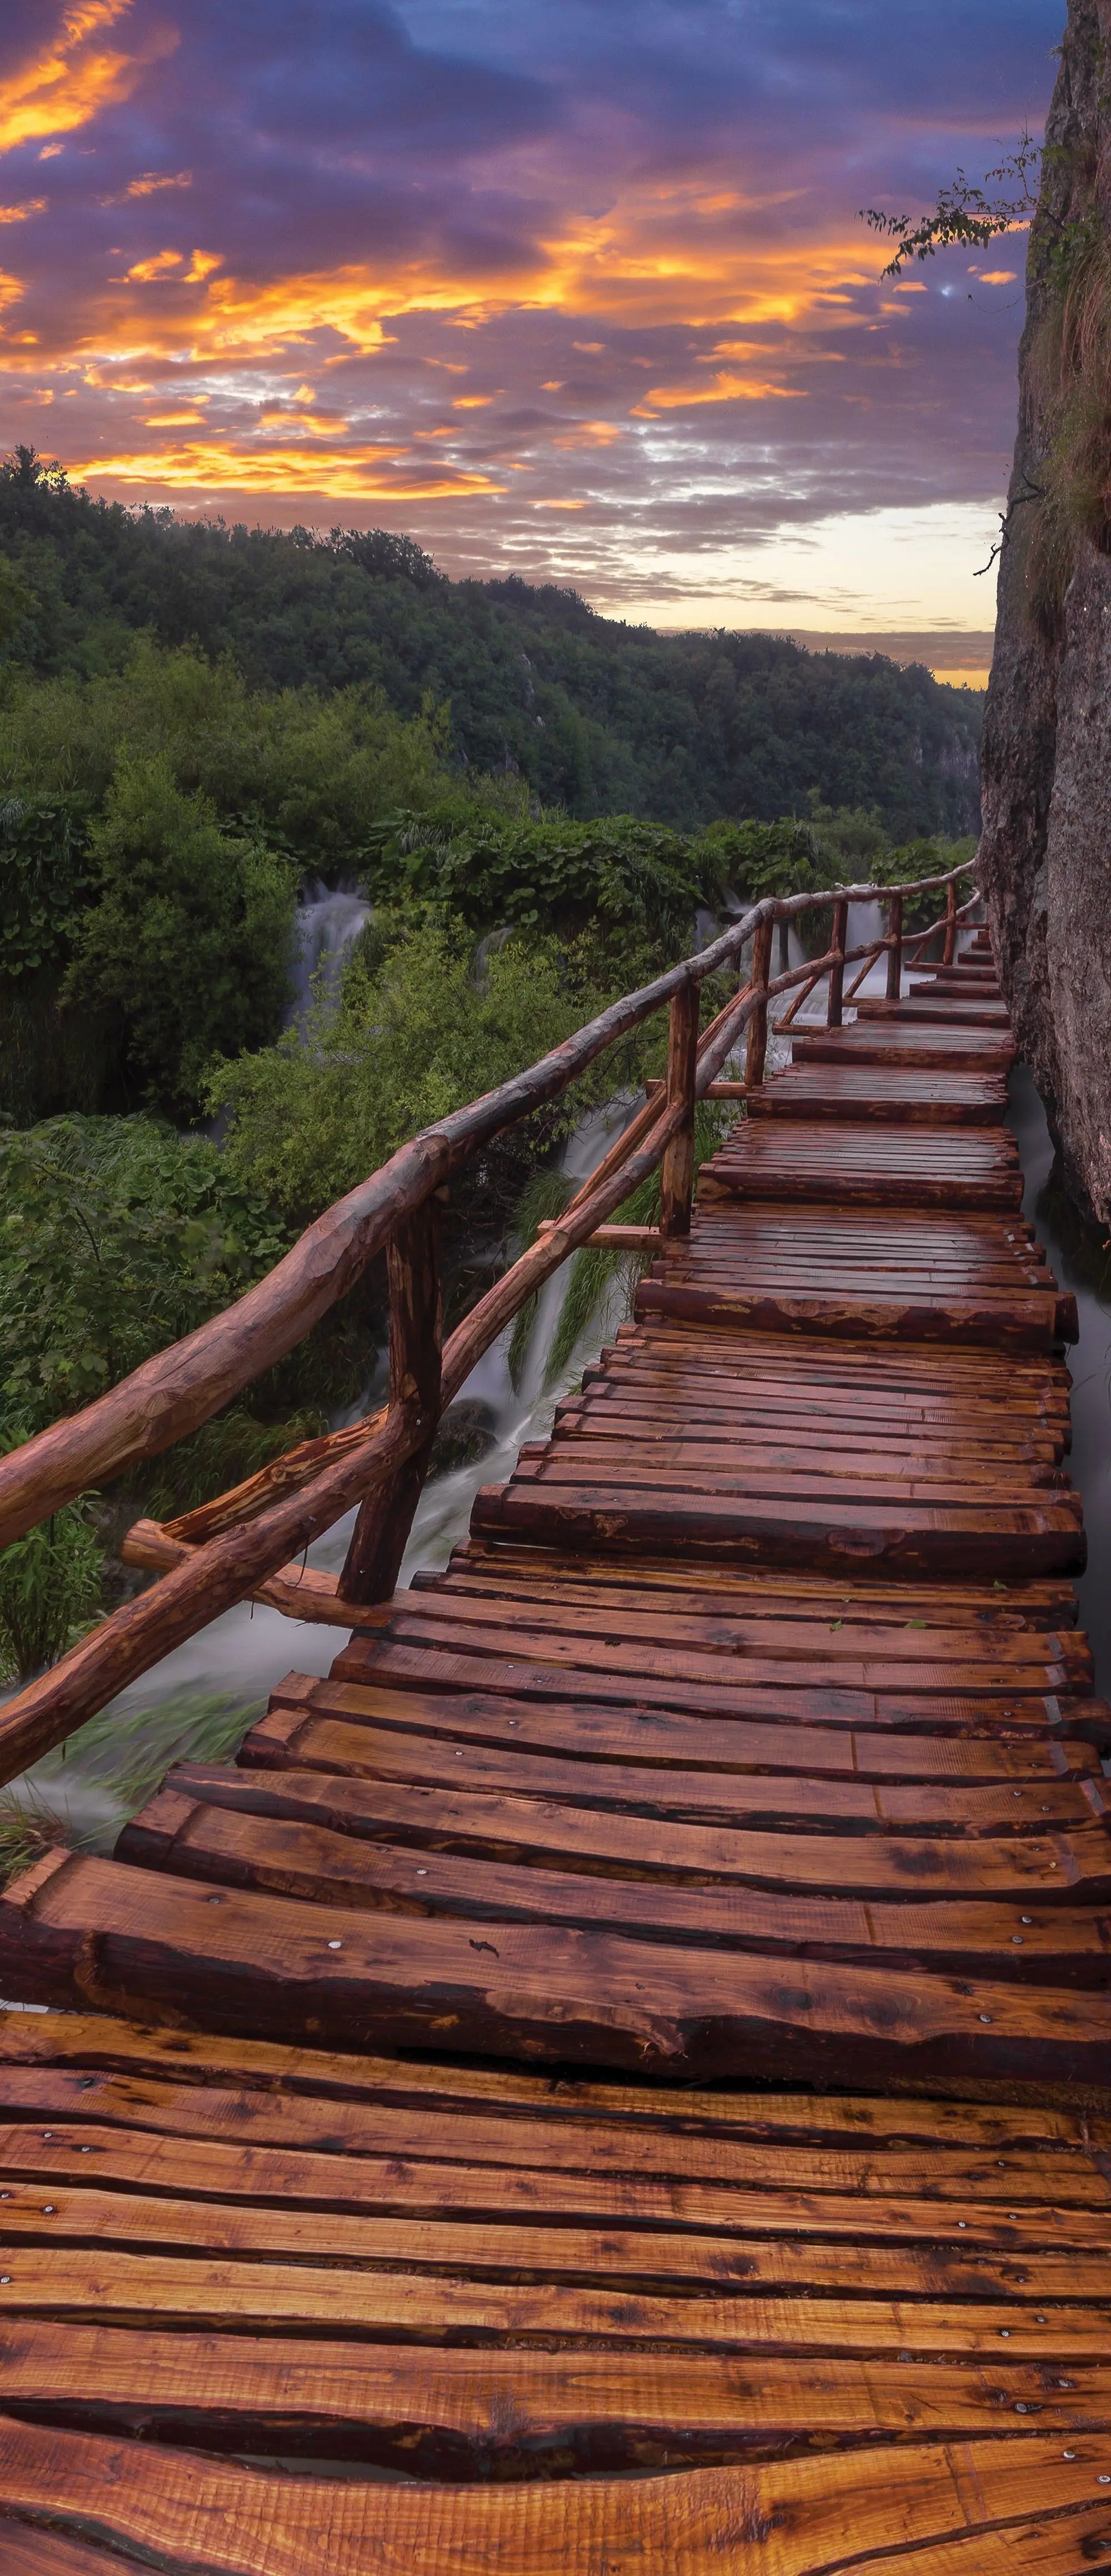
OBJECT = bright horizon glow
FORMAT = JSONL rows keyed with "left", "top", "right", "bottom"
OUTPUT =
{"left": 0, "top": 0, "right": 1062, "bottom": 671}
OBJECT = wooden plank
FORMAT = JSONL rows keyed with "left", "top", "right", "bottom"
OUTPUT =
{"left": 7, "top": 2008, "right": 1107, "bottom": 2146}
{"left": 339, "top": 1636, "right": 1102, "bottom": 1746}
{"left": 4, "top": 1853, "right": 1110, "bottom": 2089}
{"left": 11, "top": 2055, "right": 1110, "bottom": 2192}
{"left": 8, "top": 2245, "right": 1111, "bottom": 2357}
{"left": 116, "top": 1787, "right": 1111, "bottom": 1986}
{"left": 471, "top": 1480, "right": 1087, "bottom": 1580}
{"left": 4, "top": 2109, "right": 1108, "bottom": 2238}
{"left": 266, "top": 1671, "right": 1100, "bottom": 1776}
{"left": 745, "top": 1068, "right": 1009, "bottom": 1124}
{"left": 8, "top": 2178, "right": 1111, "bottom": 2301}
{"left": 1, "top": 2419, "right": 1111, "bottom": 2576}
{"left": 0, "top": 2330, "right": 1108, "bottom": 2477}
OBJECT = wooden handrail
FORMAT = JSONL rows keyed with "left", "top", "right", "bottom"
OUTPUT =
{"left": 0, "top": 856, "right": 982, "bottom": 1778}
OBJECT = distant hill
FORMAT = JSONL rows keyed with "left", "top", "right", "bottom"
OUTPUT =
{"left": 0, "top": 449, "right": 982, "bottom": 836}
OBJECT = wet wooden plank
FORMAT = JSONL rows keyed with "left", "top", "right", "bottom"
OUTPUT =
{"left": 3, "top": 1853, "right": 1110, "bottom": 2089}
{"left": 744, "top": 1068, "right": 1009, "bottom": 1124}
{"left": 116, "top": 1787, "right": 1111, "bottom": 1986}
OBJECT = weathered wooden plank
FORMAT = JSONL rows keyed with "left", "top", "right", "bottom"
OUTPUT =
{"left": 7, "top": 2178, "right": 1111, "bottom": 2301}
{"left": 116, "top": 1788, "right": 1111, "bottom": 1986}
{"left": 6, "top": 2009, "right": 1107, "bottom": 2147}
{"left": 472, "top": 1480, "right": 1087, "bottom": 1579}
{"left": 3, "top": 1855, "right": 1110, "bottom": 2088}
{"left": 266, "top": 1671, "right": 1100, "bottom": 1777}
{"left": 337, "top": 1636, "right": 1103, "bottom": 1747}
{"left": 0, "top": 2419, "right": 1110, "bottom": 2576}
{"left": 7, "top": 2246, "right": 1111, "bottom": 2357}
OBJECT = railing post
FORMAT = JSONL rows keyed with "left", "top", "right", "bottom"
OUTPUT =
{"left": 659, "top": 975, "right": 699, "bottom": 1239}
{"left": 338, "top": 1196, "right": 442, "bottom": 1605}
{"left": 886, "top": 891, "right": 903, "bottom": 1001}
{"left": 943, "top": 878, "right": 958, "bottom": 967}
{"left": 744, "top": 914, "right": 774, "bottom": 1089}
{"left": 827, "top": 898, "right": 849, "bottom": 1027}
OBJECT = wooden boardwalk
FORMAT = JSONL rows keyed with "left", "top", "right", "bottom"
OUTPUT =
{"left": 2, "top": 930, "right": 1110, "bottom": 2569}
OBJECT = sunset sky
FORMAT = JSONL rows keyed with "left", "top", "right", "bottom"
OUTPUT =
{"left": 0, "top": 1, "right": 1063, "bottom": 678}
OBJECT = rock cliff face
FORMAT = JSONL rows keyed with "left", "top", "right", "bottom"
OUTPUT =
{"left": 979, "top": 0, "right": 1111, "bottom": 1221}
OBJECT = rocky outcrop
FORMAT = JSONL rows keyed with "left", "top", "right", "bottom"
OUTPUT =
{"left": 979, "top": 0, "right": 1111, "bottom": 1220}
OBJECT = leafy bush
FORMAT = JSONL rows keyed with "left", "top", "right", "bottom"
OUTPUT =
{"left": 0, "top": 793, "right": 93, "bottom": 982}
{"left": 0, "top": 1114, "right": 290, "bottom": 1433}
{"left": 0, "top": 1495, "right": 103, "bottom": 1681}
{"left": 361, "top": 809, "right": 719, "bottom": 946}
{"left": 0, "top": 638, "right": 453, "bottom": 871}
{"left": 63, "top": 755, "right": 297, "bottom": 1116}
{"left": 211, "top": 908, "right": 608, "bottom": 1225}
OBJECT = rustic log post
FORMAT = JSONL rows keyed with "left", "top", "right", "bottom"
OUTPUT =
{"left": 338, "top": 1197, "right": 442, "bottom": 1604}
{"left": 943, "top": 878, "right": 958, "bottom": 966}
{"left": 744, "top": 915, "right": 774, "bottom": 1088}
{"left": 886, "top": 891, "right": 903, "bottom": 1001}
{"left": 826, "top": 898, "right": 849, "bottom": 1026}
{"left": 659, "top": 976, "right": 700, "bottom": 1238}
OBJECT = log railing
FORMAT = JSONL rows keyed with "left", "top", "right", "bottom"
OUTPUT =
{"left": 0, "top": 861, "right": 980, "bottom": 1781}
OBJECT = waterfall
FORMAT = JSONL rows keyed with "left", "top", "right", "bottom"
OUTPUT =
{"left": 287, "top": 879, "right": 373, "bottom": 1028}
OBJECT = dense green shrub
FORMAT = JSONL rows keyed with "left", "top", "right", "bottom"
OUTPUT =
{"left": 0, "top": 1115, "right": 289, "bottom": 1433}
{"left": 63, "top": 756, "right": 297, "bottom": 1116}
{"left": 0, "top": 793, "right": 93, "bottom": 981}
{"left": 0, "top": 638, "right": 457, "bottom": 867}
{"left": 211, "top": 909, "right": 611, "bottom": 1226}
{"left": 0, "top": 1495, "right": 103, "bottom": 1681}
{"left": 362, "top": 809, "right": 719, "bottom": 945}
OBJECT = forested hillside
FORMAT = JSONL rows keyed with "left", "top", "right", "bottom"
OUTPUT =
{"left": 0, "top": 449, "right": 981, "bottom": 836}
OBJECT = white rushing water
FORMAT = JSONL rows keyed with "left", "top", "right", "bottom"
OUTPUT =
{"left": 286, "top": 879, "right": 373, "bottom": 1028}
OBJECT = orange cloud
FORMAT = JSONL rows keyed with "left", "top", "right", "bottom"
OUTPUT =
{"left": 124, "top": 249, "right": 184, "bottom": 280}
{"left": 68, "top": 436, "right": 507, "bottom": 499}
{"left": 125, "top": 169, "right": 192, "bottom": 198}
{"left": 0, "top": 199, "right": 47, "bottom": 224}
{"left": 635, "top": 368, "right": 808, "bottom": 412}
{"left": 0, "top": 1, "right": 175, "bottom": 156}
{"left": 553, "top": 419, "right": 624, "bottom": 447}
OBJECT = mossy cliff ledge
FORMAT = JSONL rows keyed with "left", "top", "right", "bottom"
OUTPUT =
{"left": 979, "top": 0, "right": 1111, "bottom": 1222}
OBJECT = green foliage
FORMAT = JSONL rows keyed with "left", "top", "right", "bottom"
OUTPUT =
{"left": 0, "top": 1114, "right": 290, "bottom": 1434}
{"left": 0, "top": 635, "right": 451, "bottom": 870}
{"left": 0, "top": 1492, "right": 103, "bottom": 1681}
{"left": 63, "top": 755, "right": 297, "bottom": 1116}
{"left": 362, "top": 809, "right": 718, "bottom": 945}
{"left": 881, "top": 835, "right": 977, "bottom": 933}
{"left": 211, "top": 909, "right": 602, "bottom": 1225}
{"left": 0, "top": 793, "right": 92, "bottom": 981}
{"left": 0, "top": 452, "right": 983, "bottom": 838}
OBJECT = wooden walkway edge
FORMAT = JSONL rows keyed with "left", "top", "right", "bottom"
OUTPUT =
{"left": 1, "top": 929, "right": 1109, "bottom": 2569}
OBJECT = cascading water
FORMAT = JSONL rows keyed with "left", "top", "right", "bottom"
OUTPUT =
{"left": 287, "top": 880, "right": 373, "bottom": 1028}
